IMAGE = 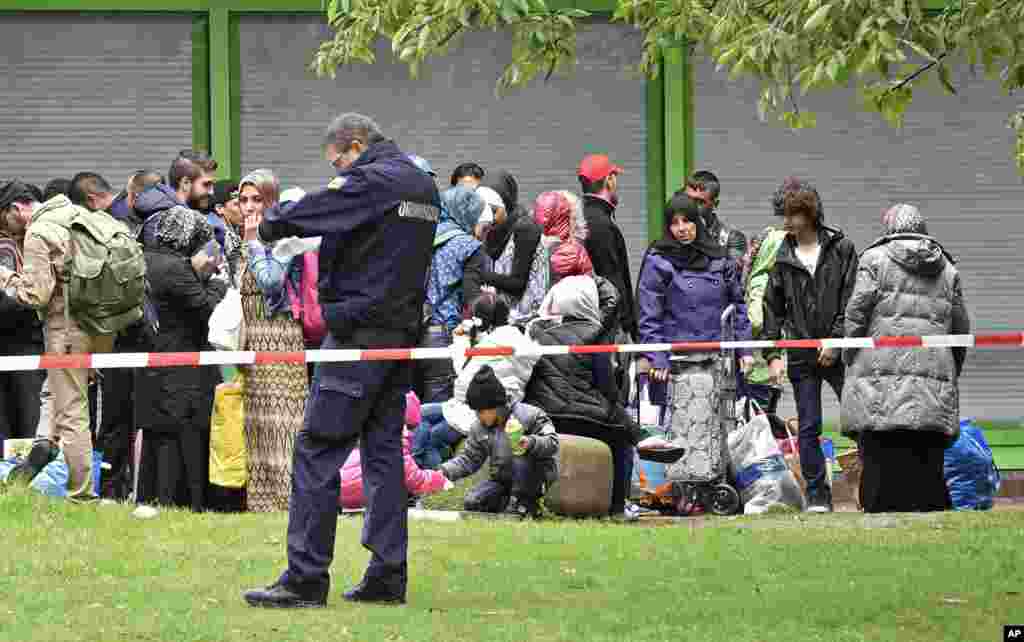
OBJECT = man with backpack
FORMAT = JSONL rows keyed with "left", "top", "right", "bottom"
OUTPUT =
{"left": 0, "top": 179, "right": 146, "bottom": 501}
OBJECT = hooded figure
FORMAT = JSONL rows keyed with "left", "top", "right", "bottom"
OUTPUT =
{"left": 134, "top": 183, "right": 184, "bottom": 248}
{"left": 841, "top": 203, "right": 970, "bottom": 513}
{"left": 480, "top": 171, "right": 547, "bottom": 319}
{"left": 524, "top": 275, "right": 647, "bottom": 517}
{"left": 136, "top": 205, "right": 227, "bottom": 512}
{"left": 535, "top": 191, "right": 595, "bottom": 282}
{"left": 419, "top": 185, "right": 487, "bottom": 402}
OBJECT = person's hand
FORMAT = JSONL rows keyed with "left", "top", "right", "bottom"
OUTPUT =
{"left": 518, "top": 437, "right": 531, "bottom": 452}
{"left": 767, "top": 359, "right": 785, "bottom": 385}
{"left": 442, "top": 478, "right": 455, "bottom": 491}
{"left": 243, "top": 210, "right": 262, "bottom": 242}
{"left": 740, "top": 355, "right": 755, "bottom": 375}
{"left": 650, "top": 368, "right": 670, "bottom": 383}
{"left": 817, "top": 347, "right": 836, "bottom": 368}
{"left": 191, "top": 252, "right": 218, "bottom": 277}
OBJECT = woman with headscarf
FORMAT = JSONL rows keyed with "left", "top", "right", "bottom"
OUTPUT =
{"left": 479, "top": 172, "right": 548, "bottom": 320}
{"left": 136, "top": 206, "right": 227, "bottom": 511}
{"left": 417, "top": 184, "right": 487, "bottom": 403}
{"left": 524, "top": 275, "right": 651, "bottom": 520}
{"left": 636, "top": 194, "right": 753, "bottom": 512}
{"left": 237, "top": 168, "right": 309, "bottom": 512}
{"left": 842, "top": 204, "right": 970, "bottom": 513}
{"left": 534, "top": 190, "right": 593, "bottom": 284}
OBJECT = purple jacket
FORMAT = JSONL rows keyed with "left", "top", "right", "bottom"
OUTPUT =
{"left": 637, "top": 251, "right": 752, "bottom": 370}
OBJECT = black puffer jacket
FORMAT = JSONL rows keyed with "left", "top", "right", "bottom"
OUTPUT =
{"left": 136, "top": 247, "right": 226, "bottom": 433}
{"left": 525, "top": 318, "right": 645, "bottom": 444}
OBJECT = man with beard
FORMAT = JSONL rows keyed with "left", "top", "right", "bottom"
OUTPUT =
{"left": 169, "top": 150, "right": 218, "bottom": 213}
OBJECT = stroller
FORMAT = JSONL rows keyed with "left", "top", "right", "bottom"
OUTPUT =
{"left": 661, "top": 305, "right": 742, "bottom": 516}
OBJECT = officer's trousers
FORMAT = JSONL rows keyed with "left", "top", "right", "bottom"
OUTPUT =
{"left": 282, "top": 328, "right": 412, "bottom": 592}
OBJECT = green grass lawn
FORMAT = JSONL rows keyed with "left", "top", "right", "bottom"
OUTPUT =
{"left": 2, "top": 487, "right": 1022, "bottom": 642}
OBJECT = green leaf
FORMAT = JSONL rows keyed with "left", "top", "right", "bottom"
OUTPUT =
{"left": 811, "top": 61, "right": 827, "bottom": 87}
{"left": 826, "top": 57, "right": 841, "bottom": 82}
{"left": 561, "top": 8, "right": 589, "bottom": 18}
{"left": 878, "top": 30, "right": 897, "bottom": 50}
{"left": 937, "top": 63, "right": 957, "bottom": 94}
{"left": 803, "top": 4, "right": 832, "bottom": 31}
{"left": 530, "top": 30, "right": 547, "bottom": 48}
{"left": 906, "top": 40, "right": 935, "bottom": 62}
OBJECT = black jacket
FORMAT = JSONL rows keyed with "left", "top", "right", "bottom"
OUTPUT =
{"left": 582, "top": 195, "right": 637, "bottom": 339}
{"left": 525, "top": 317, "right": 645, "bottom": 444}
{"left": 763, "top": 226, "right": 858, "bottom": 367}
{"left": 136, "top": 248, "right": 227, "bottom": 433}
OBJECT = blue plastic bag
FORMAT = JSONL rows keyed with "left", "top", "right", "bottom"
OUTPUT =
{"left": 944, "top": 419, "right": 1000, "bottom": 511}
{"left": 31, "top": 452, "right": 69, "bottom": 498}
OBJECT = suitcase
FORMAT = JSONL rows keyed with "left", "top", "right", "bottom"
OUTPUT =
{"left": 544, "top": 434, "right": 613, "bottom": 517}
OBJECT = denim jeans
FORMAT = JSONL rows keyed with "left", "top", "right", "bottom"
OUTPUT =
{"left": 789, "top": 362, "right": 844, "bottom": 500}
{"left": 411, "top": 403, "right": 464, "bottom": 470}
{"left": 415, "top": 327, "right": 454, "bottom": 404}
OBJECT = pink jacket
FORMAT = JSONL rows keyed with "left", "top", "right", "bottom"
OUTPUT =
{"left": 338, "top": 392, "right": 447, "bottom": 509}
{"left": 339, "top": 430, "right": 448, "bottom": 509}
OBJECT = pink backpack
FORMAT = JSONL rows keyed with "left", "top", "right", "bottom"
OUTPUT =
{"left": 285, "top": 252, "right": 326, "bottom": 347}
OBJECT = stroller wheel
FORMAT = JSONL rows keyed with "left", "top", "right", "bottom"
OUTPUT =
{"left": 708, "top": 484, "right": 741, "bottom": 516}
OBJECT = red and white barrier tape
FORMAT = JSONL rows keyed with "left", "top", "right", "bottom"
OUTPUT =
{"left": 0, "top": 333, "right": 1021, "bottom": 372}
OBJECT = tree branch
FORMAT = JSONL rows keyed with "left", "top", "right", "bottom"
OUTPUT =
{"left": 889, "top": 51, "right": 949, "bottom": 91}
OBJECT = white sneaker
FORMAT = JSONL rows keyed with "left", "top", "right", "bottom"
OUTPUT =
{"left": 132, "top": 505, "right": 159, "bottom": 520}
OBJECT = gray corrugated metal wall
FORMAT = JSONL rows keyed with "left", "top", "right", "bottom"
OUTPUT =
{"left": 695, "top": 58, "right": 1024, "bottom": 421}
{"left": 0, "top": 14, "right": 194, "bottom": 189}
{"left": 238, "top": 16, "right": 649, "bottom": 281}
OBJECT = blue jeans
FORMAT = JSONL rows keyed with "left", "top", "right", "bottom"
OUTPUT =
{"left": 411, "top": 403, "right": 464, "bottom": 470}
{"left": 789, "top": 362, "right": 844, "bottom": 500}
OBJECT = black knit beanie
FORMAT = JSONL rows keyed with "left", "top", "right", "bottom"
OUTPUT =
{"left": 0, "top": 180, "right": 37, "bottom": 212}
{"left": 465, "top": 365, "right": 507, "bottom": 411}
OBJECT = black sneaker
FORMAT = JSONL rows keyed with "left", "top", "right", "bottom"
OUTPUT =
{"left": 806, "top": 489, "right": 834, "bottom": 513}
{"left": 243, "top": 582, "right": 327, "bottom": 609}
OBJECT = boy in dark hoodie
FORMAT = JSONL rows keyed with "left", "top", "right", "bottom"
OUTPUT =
{"left": 762, "top": 178, "right": 858, "bottom": 513}
{"left": 440, "top": 366, "right": 559, "bottom": 518}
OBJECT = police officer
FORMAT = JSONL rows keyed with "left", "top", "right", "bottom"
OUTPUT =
{"left": 243, "top": 113, "right": 440, "bottom": 608}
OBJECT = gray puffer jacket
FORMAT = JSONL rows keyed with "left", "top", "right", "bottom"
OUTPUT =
{"left": 440, "top": 402, "right": 559, "bottom": 486}
{"left": 840, "top": 234, "right": 970, "bottom": 441}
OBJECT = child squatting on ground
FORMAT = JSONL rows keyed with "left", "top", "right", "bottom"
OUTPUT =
{"left": 439, "top": 365, "right": 560, "bottom": 518}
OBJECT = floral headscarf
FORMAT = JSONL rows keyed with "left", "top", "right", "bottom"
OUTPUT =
{"left": 156, "top": 205, "right": 214, "bottom": 257}
{"left": 882, "top": 203, "right": 927, "bottom": 235}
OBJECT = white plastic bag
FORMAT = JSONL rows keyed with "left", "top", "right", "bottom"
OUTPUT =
{"left": 208, "top": 288, "right": 242, "bottom": 351}
{"left": 728, "top": 398, "right": 805, "bottom": 514}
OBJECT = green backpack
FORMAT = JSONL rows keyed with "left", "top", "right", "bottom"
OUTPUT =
{"left": 62, "top": 208, "right": 146, "bottom": 336}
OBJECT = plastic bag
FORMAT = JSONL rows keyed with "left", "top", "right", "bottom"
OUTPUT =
{"left": 944, "top": 418, "right": 1000, "bottom": 511}
{"left": 2, "top": 452, "right": 71, "bottom": 498}
{"left": 208, "top": 288, "right": 242, "bottom": 351}
{"left": 209, "top": 378, "right": 248, "bottom": 488}
{"left": 727, "top": 399, "right": 805, "bottom": 513}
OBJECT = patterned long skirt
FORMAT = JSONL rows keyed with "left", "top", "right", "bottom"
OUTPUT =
{"left": 240, "top": 269, "right": 307, "bottom": 512}
{"left": 665, "top": 355, "right": 728, "bottom": 484}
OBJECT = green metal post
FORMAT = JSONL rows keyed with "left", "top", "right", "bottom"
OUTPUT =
{"left": 646, "top": 63, "right": 666, "bottom": 244}
{"left": 191, "top": 14, "right": 211, "bottom": 154}
{"left": 208, "top": 7, "right": 239, "bottom": 180}
{"left": 662, "top": 45, "right": 693, "bottom": 197}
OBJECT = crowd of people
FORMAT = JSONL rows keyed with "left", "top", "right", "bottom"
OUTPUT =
{"left": 0, "top": 115, "right": 973, "bottom": 526}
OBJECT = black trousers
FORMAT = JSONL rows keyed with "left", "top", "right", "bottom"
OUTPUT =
{"left": 0, "top": 369, "right": 45, "bottom": 442}
{"left": 98, "top": 368, "right": 136, "bottom": 499}
{"left": 463, "top": 456, "right": 546, "bottom": 513}
{"left": 137, "top": 429, "right": 207, "bottom": 512}
{"left": 859, "top": 430, "right": 951, "bottom": 513}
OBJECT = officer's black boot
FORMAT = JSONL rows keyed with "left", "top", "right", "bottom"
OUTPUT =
{"left": 343, "top": 564, "right": 407, "bottom": 605}
{"left": 243, "top": 581, "right": 328, "bottom": 609}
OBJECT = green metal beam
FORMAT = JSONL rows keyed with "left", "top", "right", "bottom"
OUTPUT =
{"left": 0, "top": 0, "right": 321, "bottom": 11}
{"left": 208, "top": 7, "right": 239, "bottom": 180}
{"left": 662, "top": 45, "right": 693, "bottom": 198}
{"left": 646, "top": 62, "right": 666, "bottom": 245}
{"left": 191, "top": 14, "right": 211, "bottom": 154}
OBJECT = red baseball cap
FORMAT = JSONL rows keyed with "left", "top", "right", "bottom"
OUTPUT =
{"left": 577, "top": 154, "right": 622, "bottom": 182}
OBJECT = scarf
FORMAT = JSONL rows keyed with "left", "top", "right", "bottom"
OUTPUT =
{"left": 651, "top": 204, "right": 725, "bottom": 271}
{"left": 482, "top": 171, "right": 522, "bottom": 260}
{"left": 156, "top": 205, "right": 214, "bottom": 257}
{"left": 435, "top": 185, "right": 484, "bottom": 247}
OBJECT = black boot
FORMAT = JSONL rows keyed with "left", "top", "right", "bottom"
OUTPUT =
{"left": 7, "top": 439, "right": 59, "bottom": 485}
{"left": 243, "top": 582, "right": 328, "bottom": 609}
{"left": 343, "top": 566, "right": 407, "bottom": 605}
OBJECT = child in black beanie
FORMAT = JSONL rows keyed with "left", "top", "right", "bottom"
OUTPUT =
{"left": 440, "top": 366, "right": 559, "bottom": 518}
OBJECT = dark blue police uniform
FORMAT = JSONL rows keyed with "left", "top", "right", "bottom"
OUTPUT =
{"left": 254, "top": 140, "right": 439, "bottom": 604}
